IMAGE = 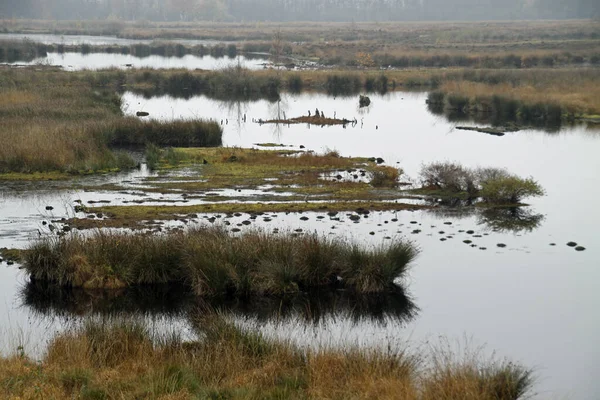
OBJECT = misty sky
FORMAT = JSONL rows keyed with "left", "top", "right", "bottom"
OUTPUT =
{"left": 1, "top": 0, "right": 599, "bottom": 22}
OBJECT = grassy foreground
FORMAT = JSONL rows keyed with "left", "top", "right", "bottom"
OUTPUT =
{"left": 24, "top": 226, "right": 418, "bottom": 295}
{"left": 0, "top": 316, "right": 534, "bottom": 400}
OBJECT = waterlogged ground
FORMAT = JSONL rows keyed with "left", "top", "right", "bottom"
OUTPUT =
{"left": 1, "top": 91, "right": 599, "bottom": 399}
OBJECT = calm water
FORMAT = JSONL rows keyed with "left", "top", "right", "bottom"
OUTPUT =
{"left": 0, "top": 33, "right": 221, "bottom": 46}
{"left": 7, "top": 52, "right": 269, "bottom": 71}
{"left": 1, "top": 91, "right": 599, "bottom": 399}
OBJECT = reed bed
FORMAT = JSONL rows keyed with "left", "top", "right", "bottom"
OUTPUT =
{"left": 23, "top": 226, "right": 418, "bottom": 295}
{"left": 0, "top": 315, "right": 534, "bottom": 399}
{"left": 0, "top": 68, "right": 222, "bottom": 174}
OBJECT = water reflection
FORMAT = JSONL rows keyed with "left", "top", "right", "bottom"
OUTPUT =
{"left": 426, "top": 205, "right": 545, "bottom": 234}
{"left": 426, "top": 100, "right": 565, "bottom": 133}
{"left": 21, "top": 281, "right": 417, "bottom": 326}
{"left": 477, "top": 207, "right": 545, "bottom": 233}
{"left": 8, "top": 52, "right": 269, "bottom": 71}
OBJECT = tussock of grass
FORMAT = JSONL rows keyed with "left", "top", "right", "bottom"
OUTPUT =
{"left": 104, "top": 117, "right": 222, "bottom": 147}
{"left": 24, "top": 227, "right": 419, "bottom": 295}
{"left": 0, "top": 316, "right": 534, "bottom": 399}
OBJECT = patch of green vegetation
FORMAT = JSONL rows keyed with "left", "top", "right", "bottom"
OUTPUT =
{"left": 0, "top": 171, "right": 71, "bottom": 181}
{"left": 137, "top": 147, "right": 401, "bottom": 195}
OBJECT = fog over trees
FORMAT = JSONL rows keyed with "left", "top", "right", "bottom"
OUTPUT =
{"left": 1, "top": 0, "right": 598, "bottom": 21}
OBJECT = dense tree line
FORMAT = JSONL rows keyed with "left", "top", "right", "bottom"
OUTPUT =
{"left": 1, "top": 0, "right": 598, "bottom": 21}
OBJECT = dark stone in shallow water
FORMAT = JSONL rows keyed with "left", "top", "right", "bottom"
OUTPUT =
{"left": 444, "top": 222, "right": 452, "bottom": 225}
{"left": 369, "top": 231, "right": 375, "bottom": 235}
{"left": 410, "top": 221, "right": 417, "bottom": 224}
{"left": 567, "top": 242, "right": 577, "bottom": 247}
{"left": 463, "top": 240, "right": 472, "bottom": 244}
{"left": 466, "top": 230, "right": 475, "bottom": 234}
{"left": 45, "top": 206, "right": 53, "bottom": 211}
{"left": 242, "top": 220, "right": 251, "bottom": 225}
{"left": 497, "top": 243, "right": 507, "bottom": 248}
{"left": 231, "top": 228, "right": 241, "bottom": 232}
{"left": 300, "top": 216, "right": 309, "bottom": 221}
{"left": 136, "top": 111, "right": 149, "bottom": 117}
{"left": 575, "top": 246, "right": 586, "bottom": 251}
{"left": 349, "top": 215, "right": 361, "bottom": 221}
{"left": 440, "top": 238, "right": 447, "bottom": 241}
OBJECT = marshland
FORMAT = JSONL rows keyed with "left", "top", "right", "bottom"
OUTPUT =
{"left": 1, "top": 13, "right": 599, "bottom": 400}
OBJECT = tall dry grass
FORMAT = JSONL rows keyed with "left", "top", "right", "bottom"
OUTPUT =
{"left": 0, "top": 69, "right": 222, "bottom": 174}
{"left": 0, "top": 315, "right": 534, "bottom": 399}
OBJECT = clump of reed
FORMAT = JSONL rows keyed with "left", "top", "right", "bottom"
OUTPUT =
{"left": 0, "top": 39, "right": 48, "bottom": 63}
{"left": 0, "top": 315, "right": 535, "bottom": 399}
{"left": 0, "top": 120, "right": 136, "bottom": 174}
{"left": 103, "top": 117, "right": 223, "bottom": 147}
{"left": 23, "top": 226, "right": 418, "bottom": 295}
{"left": 419, "top": 162, "right": 544, "bottom": 204}
{"left": 370, "top": 166, "right": 400, "bottom": 188}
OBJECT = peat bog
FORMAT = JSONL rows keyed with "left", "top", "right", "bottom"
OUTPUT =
{"left": 1, "top": 19, "right": 599, "bottom": 399}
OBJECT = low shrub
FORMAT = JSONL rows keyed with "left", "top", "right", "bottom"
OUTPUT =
{"left": 419, "top": 162, "right": 544, "bottom": 204}
{"left": 479, "top": 176, "right": 544, "bottom": 204}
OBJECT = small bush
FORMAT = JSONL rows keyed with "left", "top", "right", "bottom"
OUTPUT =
{"left": 479, "top": 176, "right": 544, "bottom": 204}
{"left": 419, "top": 162, "right": 476, "bottom": 194}
{"left": 420, "top": 163, "right": 544, "bottom": 204}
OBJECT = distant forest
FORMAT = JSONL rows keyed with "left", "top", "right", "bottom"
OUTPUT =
{"left": 1, "top": 0, "right": 599, "bottom": 22}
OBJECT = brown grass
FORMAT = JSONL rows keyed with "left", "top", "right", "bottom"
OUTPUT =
{"left": 440, "top": 79, "right": 600, "bottom": 115}
{"left": 0, "top": 316, "right": 534, "bottom": 399}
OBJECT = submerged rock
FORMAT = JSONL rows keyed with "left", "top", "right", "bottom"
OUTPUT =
{"left": 567, "top": 242, "right": 577, "bottom": 247}
{"left": 575, "top": 246, "right": 586, "bottom": 251}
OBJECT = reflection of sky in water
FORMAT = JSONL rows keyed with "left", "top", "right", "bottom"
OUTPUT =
{"left": 0, "top": 33, "right": 221, "bottom": 46}
{"left": 10, "top": 52, "right": 268, "bottom": 71}
{"left": 1, "top": 91, "right": 599, "bottom": 398}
